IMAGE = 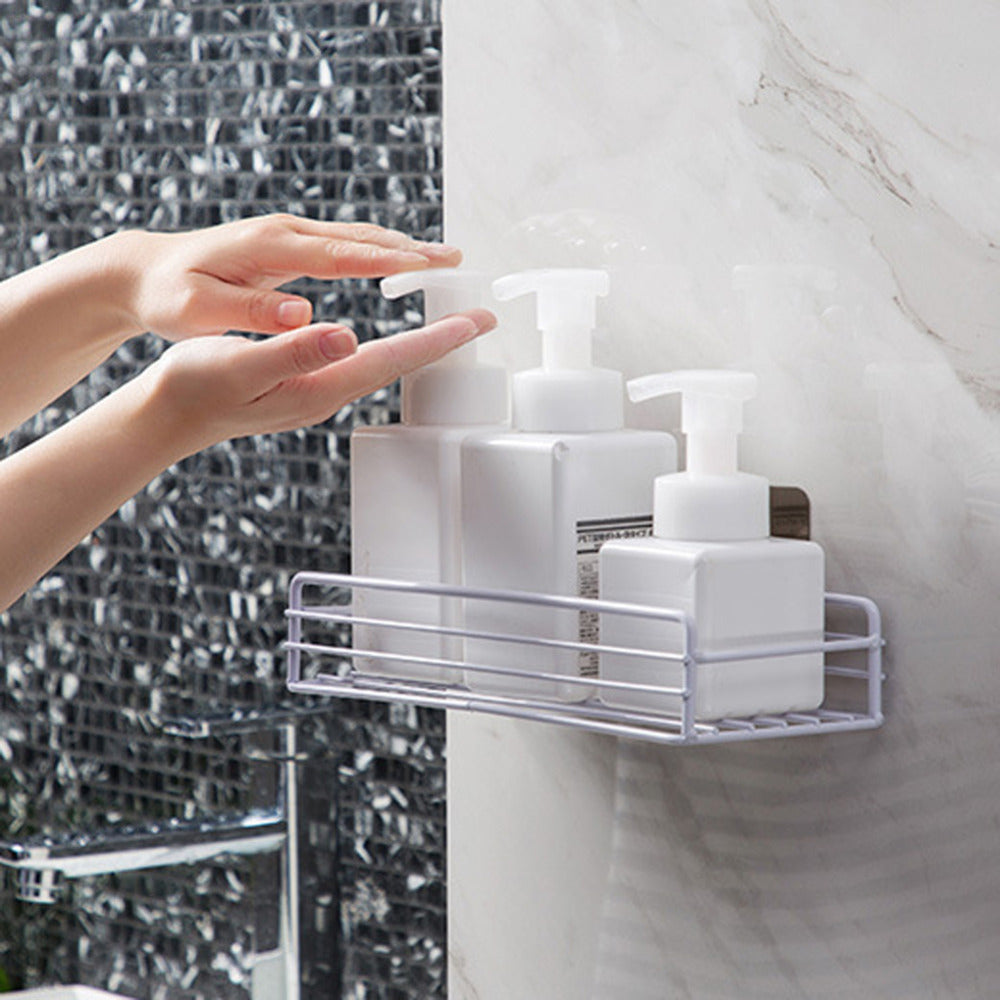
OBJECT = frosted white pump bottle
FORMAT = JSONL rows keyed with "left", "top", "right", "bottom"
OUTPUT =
{"left": 461, "top": 269, "right": 677, "bottom": 700}
{"left": 599, "top": 371, "right": 825, "bottom": 720}
{"left": 351, "top": 269, "right": 508, "bottom": 682}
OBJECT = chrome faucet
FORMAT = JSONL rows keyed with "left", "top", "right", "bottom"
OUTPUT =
{"left": 0, "top": 722, "right": 301, "bottom": 1000}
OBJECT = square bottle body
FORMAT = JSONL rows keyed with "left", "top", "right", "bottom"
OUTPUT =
{"left": 461, "top": 429, "right": 677, "bottom": 700}
{"left": 351, "top": 425, "right": 477, "bottom": 683}
{"left": 599, "top": 537, "right": 825, "bottom": 720}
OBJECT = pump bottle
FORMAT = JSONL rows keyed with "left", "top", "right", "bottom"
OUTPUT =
{"left": 351, "top": 269, "right": 508, "bottom": 682}
{"left": 460, "top": 269, "right": 677, "bottom": 700}
{"left": 598, "top": 371, "right": 825, "bottom": 720}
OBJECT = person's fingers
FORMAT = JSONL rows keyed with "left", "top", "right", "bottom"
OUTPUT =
{"left": 239, "top": 323, "right": 359, "bottom": 389}
{"left": 241, "top": 311, "right": 495, "bottom": 432}
{"left": 250, "top": 232, "right": 441, "bottom": 281}
{"left": 281, "top": 218, "right": 462, "bottom": 262}
{"left": 225, "top": 309, "right": 495, "bottom": 435}
{"left": 309, "top": 309, "right": 497, "bottom": 403}
{"left": 311, "top": 237, "right": 434, "bottom": 278}
{"left": 180, "top": 275, "right": 315, "bottom": 334}
{"left": 234, "top": 216, "right": 462, "bottom": 279}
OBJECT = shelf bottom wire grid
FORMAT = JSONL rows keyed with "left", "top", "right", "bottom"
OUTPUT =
{"left": 284, "top": 572, "right": 884, "bottom": 746}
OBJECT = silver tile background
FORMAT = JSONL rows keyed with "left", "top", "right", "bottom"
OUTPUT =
{"left": 0, "top": 2, "right": 446, "bottom": 997}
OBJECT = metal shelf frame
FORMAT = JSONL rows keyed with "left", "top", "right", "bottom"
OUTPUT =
{"left": 285, "top": 572, "right": 884, "bottom": 747}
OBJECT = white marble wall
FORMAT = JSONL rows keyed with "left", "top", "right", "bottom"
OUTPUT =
{"left": 444, "top": 2, "right": 1000, "bottom": 997}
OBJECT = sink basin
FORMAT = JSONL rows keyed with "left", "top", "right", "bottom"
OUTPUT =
{"left": 6, "top": 989, "right": 136, "bottom": 999}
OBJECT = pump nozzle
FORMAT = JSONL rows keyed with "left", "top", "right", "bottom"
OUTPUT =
{"left": 628, "top": 370, "right": 757, "bottom": 476}
{"left": 493, "top": 269, "right": 609, "bottom": 370}
{"left": 382, "top": 268, "right": 489, "bottom": 325}
{"left": 491, "top": 268, "right": 621, "bottom": 433}
{"left": 381, "top": 268, "right": 490, "bottom": 370}
{"left": 380, "top": 268, "right": 507, "bottom": 426}
{"left": 628, "top": 370, "right": 768, "bottom": 541}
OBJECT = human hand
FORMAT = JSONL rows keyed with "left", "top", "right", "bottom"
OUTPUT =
{"left": 141, "top": 308, "right": 497, "bottom": 458}
{"left": 120, "top": 213, "right": 462, "bottom": 341}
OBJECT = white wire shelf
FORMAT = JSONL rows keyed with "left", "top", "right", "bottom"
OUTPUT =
{"left": 284, "top": 572, "right": 884, "bottom": 747}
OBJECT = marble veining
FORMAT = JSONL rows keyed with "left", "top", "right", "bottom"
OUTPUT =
{"left": 446, "top": 1, "right": 1000, "bottom": 997}
{"left": 743, "top": 1, "right": 1000, "bottom": 409}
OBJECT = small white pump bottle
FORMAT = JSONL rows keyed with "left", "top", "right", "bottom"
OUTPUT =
{"left": 461, "top": 269, "right": 677, "bottom": 700}
{"left": 599, "top": 370, "right": 825, "bottom": 720}
{"left": 351, "top": 269, "right": 508, "bottom": 682}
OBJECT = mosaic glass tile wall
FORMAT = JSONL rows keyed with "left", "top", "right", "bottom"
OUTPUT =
{"left": 0, "top": 2, "right": 446, "bottom": 997}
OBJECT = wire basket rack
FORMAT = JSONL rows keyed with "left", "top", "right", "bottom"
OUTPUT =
{"left": 284, "top": 572, "right": 884, "bottom": 747}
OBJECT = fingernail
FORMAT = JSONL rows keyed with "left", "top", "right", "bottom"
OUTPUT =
{"left": 432, "top": 309, "right": 496, "bottom": 340}
{"left": 395, "top": 251, "right": 432, "bottom": 270}
{"left": 462, "top": 308, "right": 498, "bottom": 335}
{"left": 416, "top": 242, "right": 462, "bottom": 259}
{"left": 277, "top": 299, "right": 312, "bottom": 327}
{"left": 319, "top": 327, "right": 357, "bottom": 360}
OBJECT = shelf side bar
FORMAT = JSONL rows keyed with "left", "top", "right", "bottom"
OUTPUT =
{"left": 286, "top": 607, "right": 687, "bottom": 665}
{"left": 289, "top": 571, "right": 692, "bottom": 625}
{"left": 286, "top": 573, "right": 310, "bottom": 686}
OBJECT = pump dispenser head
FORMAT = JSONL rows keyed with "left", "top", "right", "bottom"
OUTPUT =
{"left": 380, "top": 268, "right": 508, "bottom": 426}
{"left": 493, "top": 268, "right": 622, "bottom": 432}
{"left": 629, "top": 370, "right": 769, "bottom": 541}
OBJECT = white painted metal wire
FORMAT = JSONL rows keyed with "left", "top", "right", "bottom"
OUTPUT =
{"left": 286, "top": 573, "right": 884, "bottom": 746}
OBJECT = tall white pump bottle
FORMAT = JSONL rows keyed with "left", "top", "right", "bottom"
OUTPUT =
{"left": 460, "top": 269, "right": 677, "bottom": 700}
{"left": 599, "top": 371, "right": 825, "bottom": 720}
{"left": 351, "top": 269, "right": 508, "bottom": 682}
